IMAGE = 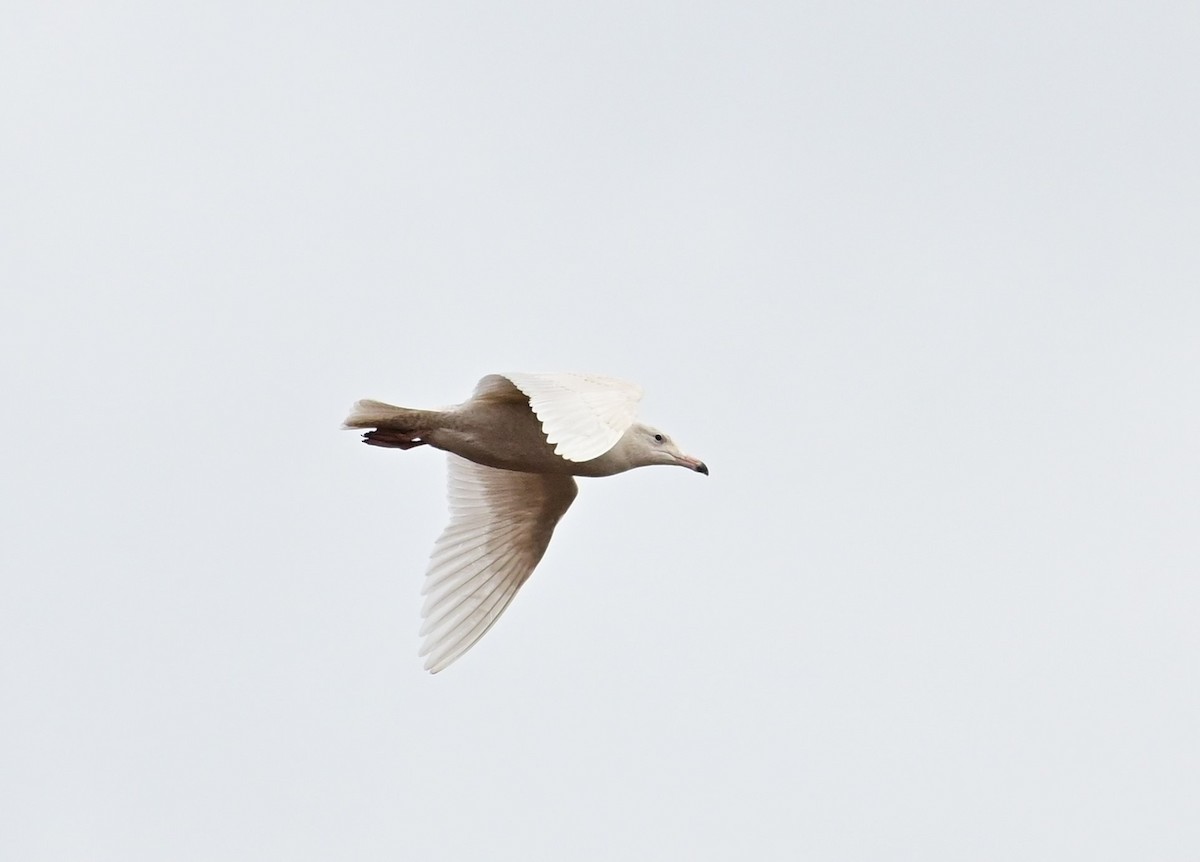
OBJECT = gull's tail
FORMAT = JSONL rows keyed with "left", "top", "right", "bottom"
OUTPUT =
{"left": 343, "top": 399, "right": 441, "bottom": 450}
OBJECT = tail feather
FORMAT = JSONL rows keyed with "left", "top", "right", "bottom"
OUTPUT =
{"left": 343, "top": 399, "right": 444, "bottom": 450}
{"left": 342, "top": 399, "right": 427, "bottom": 430}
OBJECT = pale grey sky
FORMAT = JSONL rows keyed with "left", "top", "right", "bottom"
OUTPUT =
{"left": 3, "top": 2, "right": 1198, "bottom": 859}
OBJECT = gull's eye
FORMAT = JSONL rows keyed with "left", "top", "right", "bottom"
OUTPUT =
{"left": 653, "top": 434, "right": 664, "bottom": 443}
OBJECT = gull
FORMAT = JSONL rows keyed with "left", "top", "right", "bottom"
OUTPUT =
{"left": 344, "top": 372, "right": 708, "bottom": 673}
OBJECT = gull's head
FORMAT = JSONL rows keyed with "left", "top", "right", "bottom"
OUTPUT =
{"left": 630, "top": 423, "right": 708, "bottom": 475}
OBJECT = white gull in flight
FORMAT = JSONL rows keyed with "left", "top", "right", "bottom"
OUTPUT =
{"left": 344, "top": 372, "right": 708, "bottom": 672}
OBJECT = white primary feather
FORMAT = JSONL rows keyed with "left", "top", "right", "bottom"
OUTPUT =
{"left": 418, "top": 455, "right": 578, "bottom": 673}
{"left": 501, "top": 372, "right": 644, "bottom": 462}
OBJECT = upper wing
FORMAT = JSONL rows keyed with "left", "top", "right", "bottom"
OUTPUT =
{"left": 500, "top": 372, "right": 644, "bottom": 462}
{"left": 470, "top": 374, "right": 529, "bottom": 404}
{"left": 419, "top": 455, "right": 578, "bottom": 673}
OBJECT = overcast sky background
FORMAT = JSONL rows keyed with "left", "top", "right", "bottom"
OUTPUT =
{"left": 3, "top": 2, "right": 1198, "bottom": 859}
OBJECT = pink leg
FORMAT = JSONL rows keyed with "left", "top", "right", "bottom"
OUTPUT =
{"left": 362, "top": 430, "right": 429, "bottom": 450}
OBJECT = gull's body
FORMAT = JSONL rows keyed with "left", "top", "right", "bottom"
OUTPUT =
{"left": 344, "top": 372, "right": 707, "bottom": 672}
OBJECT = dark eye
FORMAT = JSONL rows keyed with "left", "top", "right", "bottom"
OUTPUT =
{"left": 653, "top": 434, "right": 663, "bottom": 442}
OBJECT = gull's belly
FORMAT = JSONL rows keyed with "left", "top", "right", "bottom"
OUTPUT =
{"left": 427, "top": 403, "right": 627, "bottom": 477}
{"left": 429, "top": 403, "right": 571, "bottom": 473}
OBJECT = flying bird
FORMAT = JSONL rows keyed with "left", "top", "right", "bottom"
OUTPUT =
{"left": 344, "top": 372, "right": 708, "bottom": 672}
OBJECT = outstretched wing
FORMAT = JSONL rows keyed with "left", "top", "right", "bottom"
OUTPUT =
{"left": 500, "top": 372, "right": 644, "bottom": 462}
{"left": 419, "top": 455, "right": 578, "bottom": 673}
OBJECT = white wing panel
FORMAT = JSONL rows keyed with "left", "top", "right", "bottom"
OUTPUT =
{"left": 418, "top": 455, "right": 578, "bottom": 672}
